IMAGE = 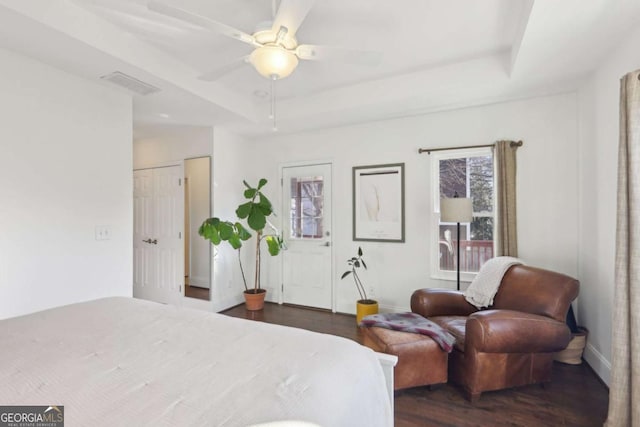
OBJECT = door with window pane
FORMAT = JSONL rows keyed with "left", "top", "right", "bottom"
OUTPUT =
{"left": 281, "top": 164, "right": 332, "bottom": 309}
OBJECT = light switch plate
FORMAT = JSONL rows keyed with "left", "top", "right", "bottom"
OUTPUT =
{"left": 95, "top": 225, "right": 112, "bottom": 241}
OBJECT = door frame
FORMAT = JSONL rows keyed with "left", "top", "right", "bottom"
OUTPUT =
{"left": 279, "top": 160, "right": 335, "bottom": 312}
{"left": 133, "top": 162, "right": 184, "bottom": 306}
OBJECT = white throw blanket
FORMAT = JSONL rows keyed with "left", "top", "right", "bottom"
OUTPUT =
{"left": 464, "top": 256, "right": 523, "bottom": 308}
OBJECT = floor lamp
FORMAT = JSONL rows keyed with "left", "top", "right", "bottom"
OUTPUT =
{"left": 440, "top": 197, "right": 473, "bottom": 291}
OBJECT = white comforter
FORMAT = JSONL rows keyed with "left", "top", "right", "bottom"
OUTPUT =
{"left": 0, "top": 297, "right": 392, "bottom": 427}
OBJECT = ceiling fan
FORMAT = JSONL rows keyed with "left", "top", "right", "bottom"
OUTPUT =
{"left": 147, "top": 0, "right": 381, "bottom": 82}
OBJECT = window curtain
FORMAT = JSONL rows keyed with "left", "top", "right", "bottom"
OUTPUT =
{"left": 605, "top": 69, "right": 640, "bottom": 427}
{"left": 494, "top": 140, "right": 519, "bottom": 257}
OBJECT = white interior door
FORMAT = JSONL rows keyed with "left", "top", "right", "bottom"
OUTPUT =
{"left": 133, "top": 169, "right": 153, "bottom": 301}
{"left": 282, "top": 164, "right": 332, "bottom": 309}
{"left": 133, "top": 166, "right": 183, "bottom": 304}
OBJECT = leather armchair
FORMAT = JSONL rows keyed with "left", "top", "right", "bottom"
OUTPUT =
{"left": 411, "top": 265, "right": 579, "bottom": 401}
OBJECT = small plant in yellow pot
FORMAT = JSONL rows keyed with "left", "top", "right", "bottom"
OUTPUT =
{"left": 341, "top": 247, "right": 378, "bottom": 324}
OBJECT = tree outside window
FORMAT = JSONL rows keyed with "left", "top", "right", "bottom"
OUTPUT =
{"left": 289, "top": 177, "right": 324, "bottom": 239}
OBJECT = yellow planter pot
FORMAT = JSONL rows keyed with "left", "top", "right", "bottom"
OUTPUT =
{"left": 356, "top": 300, "right": 379, "bottom": 324}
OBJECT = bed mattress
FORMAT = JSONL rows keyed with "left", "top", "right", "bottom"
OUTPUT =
{"left": 0, "top": 297, "right": 392, "bottom": 426}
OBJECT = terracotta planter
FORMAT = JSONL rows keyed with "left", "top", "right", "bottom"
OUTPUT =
{"left": 356, "top": 299, "right": 379, "bottom": 324}
{"left": 244, "top": 289, "right": 267, "bottom": 311}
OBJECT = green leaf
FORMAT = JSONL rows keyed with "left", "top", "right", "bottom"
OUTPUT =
{"left": 257, "top": 205, "right": 271, "bottom": 216}
{"left": 247, "top": 209, "right": 267, "bottom": 231}
{"left": 243, "top": 180, "right": 252, "bottom": 189}
{"left": 358, "top": 247, "right": 363, "bottom": 257}
{"left": 228, "top": 234, "right": 242, "bottom": 249}
{"left": 208, "top": 229, "right": 221, "bottom": 245}
{"left": 199, "top": 217, "right": 220, "bottom": 231}
{"left": 236, "top": 202, "right": 252, "bottom": 219}
{"left": 235, "top": 222, "right": 252, "bottom": 240}
{"left": 218, "top": 221, "right": 233, "bottom": 240}
{"left": 257, "top": 178, "right": 267, "bottom": 189}
{"left": 354, "top": 260, "right": 360, "bottom": 268}
{"left": 361, "top": 259, "right": 367, "bottom": 269}
{"left": 200, "top": 224, "right": 221, "bottom": 245}
{"left": 341, "top": 271, "right": 352, "bottom": 279}
{"left": 244, "top": 188, "right": 257, "bottom": 199}
{"left": 265, "top": 235, "right": 281, "bottom": 256}
{"left": 259, "top": 193, "right": 273, "bottom": 213}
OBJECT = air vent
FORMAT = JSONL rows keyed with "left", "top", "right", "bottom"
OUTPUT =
{"left": 99, "top": 71, "right": 161, "bottom": 96}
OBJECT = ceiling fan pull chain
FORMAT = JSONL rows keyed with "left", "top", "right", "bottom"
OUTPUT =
{"left": 271, "top": 75, "right": 278, "bottom": 131}
{"left": 269, "top": 76, "right": 275, "bottom": 120}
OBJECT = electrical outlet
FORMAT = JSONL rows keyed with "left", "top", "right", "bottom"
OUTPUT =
{"left": 95, "top": 225, "right": 112, "bottom": 241}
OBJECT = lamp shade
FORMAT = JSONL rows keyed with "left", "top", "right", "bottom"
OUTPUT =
{"left": 440, "top": 198, "right": 473, "bottom": 223}
{"left": 250, "top": 45, "right": 299, "bottom": 79}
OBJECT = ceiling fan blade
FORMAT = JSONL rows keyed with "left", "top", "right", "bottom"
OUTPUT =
{"left": 197, "top": 57, "right": 250, "bottom": 81}
{"left": 296, "top": 44, "right": 382, "bottom": 66}
{"left": 148, "top": 1, "right": 259, "bottom": 47}
{"left": 272, "top": 0, "right": 315, "bottom": 37}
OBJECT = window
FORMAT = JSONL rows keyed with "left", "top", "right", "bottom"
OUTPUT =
{"left": 288, "top": 176, "right": 324, "bottom": 239}
{"left": 431, "top": 148, "right": 495, "bottom": 279}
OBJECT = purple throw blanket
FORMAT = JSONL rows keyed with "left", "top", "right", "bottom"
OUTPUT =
{"left": 360, "top": 312, "right": 456, "bottom": 352}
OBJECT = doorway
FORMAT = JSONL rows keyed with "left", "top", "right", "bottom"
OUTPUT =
{"left": 183, "top": 156, "right": 211, "bottom": 301}
{"left": 281, "top": 163, "right": 333, "bottom": 310}
{"left": 133, "top": 166, "right": 183, "bottom": 304}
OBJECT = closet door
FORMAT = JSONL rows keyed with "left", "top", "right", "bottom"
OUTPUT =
{"left": 133, "top": 169, "right": 154, "bottom": 301}
{"left": 133, "top": 166, "right": 183, "bottom": 304}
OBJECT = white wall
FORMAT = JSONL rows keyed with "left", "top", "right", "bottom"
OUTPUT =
{"left": 0, "top": 47, "right": 133, "bottom": 319}
{"left": 243, "top": 92, "right": 579, "bottom": 315}
{"left": 210, "top": 127, "right": 254, "bottom": 311}
{"left": 133, "top": 125, "right": 213, "bottom": 169}
{"left": 577, "top": 25, "right": 640, "bottom": 386}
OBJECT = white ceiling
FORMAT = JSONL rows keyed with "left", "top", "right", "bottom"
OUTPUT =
{"left": 0, "top": 0, "right": 638, "bottom": 137}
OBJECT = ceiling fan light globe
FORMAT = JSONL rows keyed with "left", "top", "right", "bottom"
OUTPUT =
{"left": 250, "top": 45, "right": 299, "bottom": 79}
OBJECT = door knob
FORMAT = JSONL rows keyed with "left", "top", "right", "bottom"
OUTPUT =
{"left": 142, "top": 239, "right": 152, "bottom": 244}
{"left": 151, "top": 239, "right": 158, "bottom": 245}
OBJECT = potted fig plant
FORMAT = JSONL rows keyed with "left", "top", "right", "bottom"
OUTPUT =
{"left": 341, "top": 247, "right": 378, "bottom": 324}
{"left": 199, "top": 178, "right": 283, "bottom": 311}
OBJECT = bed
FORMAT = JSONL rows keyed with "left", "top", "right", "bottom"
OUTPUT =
{"left": 0, "top": 297, "right": 394, "bottom": 426}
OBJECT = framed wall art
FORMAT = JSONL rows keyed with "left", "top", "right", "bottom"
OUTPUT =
{"left": 352, "top": 163, "right": 405, "bottom": 242}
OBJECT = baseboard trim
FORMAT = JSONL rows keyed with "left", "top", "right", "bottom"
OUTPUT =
{"left": 378, "top": 303, "right": 410, "bottom": 313}
{"left": 334, "top": 303, "right": 411, "bottom": 316}
{"left": 212, "top": 294, "right": 244, "bottom": 313}
{"left": 583, "top": 342, "right": 611, "bottom": 386}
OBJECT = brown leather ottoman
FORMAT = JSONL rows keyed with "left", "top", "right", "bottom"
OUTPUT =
{"left": 362, "top": 326, "right": 448, "bottom": 390}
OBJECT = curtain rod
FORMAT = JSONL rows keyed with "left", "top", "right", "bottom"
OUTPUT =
{"left": 418, "top": 140, "right": 523, "bottom": 155}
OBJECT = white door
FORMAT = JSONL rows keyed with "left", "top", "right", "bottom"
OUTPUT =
{"left": 133, "top": 166, "right": 183, "bottom": 304}
{"left": 282, "top": 164, "right": 332, "bottom": 309}
{"left": 133, "top": 169, "right": 153, "bottom": 301}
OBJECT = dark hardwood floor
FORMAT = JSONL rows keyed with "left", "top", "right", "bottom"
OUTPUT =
{"left": 184, "top": 283, "right": 210, "bottom": 301}
{"left": 222, "top": 302, "right": 609, "bottom": 427}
